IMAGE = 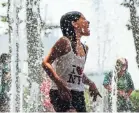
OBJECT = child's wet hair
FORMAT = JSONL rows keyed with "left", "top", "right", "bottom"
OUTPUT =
{"left": 60, "top": 11, "right": 82, "bottom": 42}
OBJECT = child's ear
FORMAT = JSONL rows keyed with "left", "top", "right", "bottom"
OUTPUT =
{"left": 72, "top": 21, "right": 78, "bottom": 28}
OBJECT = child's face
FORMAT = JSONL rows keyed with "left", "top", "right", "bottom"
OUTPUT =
{"left": 1, "top": 55, "right": 10, "bottom": 63}
{"left": 115, "top": 59, "right": 127, "bottom": 73}
{"left": 72, "top": 14, "right": 90, "bottom": 36}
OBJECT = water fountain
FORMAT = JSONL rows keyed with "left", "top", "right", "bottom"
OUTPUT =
{"left": 0, "top": 0, "right": 139, "bottom": 112}
{"left": 111, "top": 69, "right": 118, "bottom": 112}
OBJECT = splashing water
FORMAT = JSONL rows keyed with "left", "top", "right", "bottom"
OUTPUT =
{"left": 1, "top": 0, "right": 138, "bottom": 112}
{"left": 111, "top": 69, "right": 117, "bottom": 112}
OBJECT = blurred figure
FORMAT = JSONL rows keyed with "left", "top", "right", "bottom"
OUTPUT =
{"left": 103, "top": 58, "right": 135, "bottom": 112}
{"left": 0, "top": 53, "right": 11, "bottom": 112}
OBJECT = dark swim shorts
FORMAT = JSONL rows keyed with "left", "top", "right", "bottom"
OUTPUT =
{"left": 49, "top": 89, "right": 86, "bottom": 112}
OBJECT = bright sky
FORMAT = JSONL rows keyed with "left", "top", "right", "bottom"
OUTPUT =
{"left": 0, "top": 0, "right": 139, "bottom": 89}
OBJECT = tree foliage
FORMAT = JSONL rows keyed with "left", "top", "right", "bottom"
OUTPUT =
{"left": 130, "top": 90, "right": 139, "bottom": 111}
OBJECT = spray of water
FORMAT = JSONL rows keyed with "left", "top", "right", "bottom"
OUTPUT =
{"left": 111, "top": 69, "right": 117, "bottom": 112}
